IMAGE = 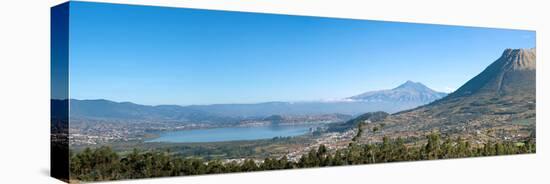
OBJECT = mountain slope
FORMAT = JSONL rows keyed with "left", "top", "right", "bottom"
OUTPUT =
{"left": 445, "top": 48, "right": 535, "bottom": 99}
{"left": 420, "top": 48, "right": 536, "bottom": 118}
{"left": 365, "top": 48, "right": 536, "bottom": 139}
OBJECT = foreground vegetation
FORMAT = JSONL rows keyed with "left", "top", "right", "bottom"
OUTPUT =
{"left": 69, "top": 133, "right": 535, "bottom": 182}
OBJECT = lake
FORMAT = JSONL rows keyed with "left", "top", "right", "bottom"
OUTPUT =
{"left": 146, "top": 125, "right": 317, "bottom": 143}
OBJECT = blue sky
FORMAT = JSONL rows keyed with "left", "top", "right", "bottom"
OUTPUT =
{"left": 67, "top": 2, "right": 535, "bottom": 105}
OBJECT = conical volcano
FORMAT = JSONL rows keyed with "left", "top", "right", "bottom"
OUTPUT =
{"left": 347, "top": 80, "right": 446, "bottom": 104}
{"left": 445, "top": 48, "right": 535, "bottom": 99}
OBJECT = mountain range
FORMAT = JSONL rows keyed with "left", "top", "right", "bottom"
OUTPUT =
{"left": 65, "top": 81, "right": 447, "bottom": 122}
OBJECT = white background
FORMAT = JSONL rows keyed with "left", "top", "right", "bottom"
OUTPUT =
{"left": 0, "top": 0, "right": 548, "bottom": 183}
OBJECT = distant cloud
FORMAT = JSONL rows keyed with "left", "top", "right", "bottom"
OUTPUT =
{"left": 317, "top": 98, "right": 355, "bottom": 103}
{"left": 440, "top": 87, "right": 457, "bottom": 93}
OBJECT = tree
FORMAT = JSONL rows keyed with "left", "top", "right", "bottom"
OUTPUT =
{"left": 424, "top": 133, "right": 441, "bottom": 160}
{"left": 206, "top": 160, "right": 225, "bottom": 174}
{"left": 241, "top": 159, "right": 258, "bottom": 172}
{"left": 353, "top": 123, "right": 364, "bottom": 142}
{"left": 331, "top": 150, "right": 345, "bottom": 166}
{"left": 278, "top": 156, "right": 291, "bottom": 169}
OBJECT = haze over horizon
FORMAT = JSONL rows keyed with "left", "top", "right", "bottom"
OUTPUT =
{"left": 65, "top": 2, "right": 535, "bottom": 106}
{"left": 65, "top": 80, "right": 441, "bottom": 106}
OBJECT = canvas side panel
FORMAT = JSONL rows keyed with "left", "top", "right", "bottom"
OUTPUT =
{"left": 51, "top": 2, "right": 70, "bottom": 182}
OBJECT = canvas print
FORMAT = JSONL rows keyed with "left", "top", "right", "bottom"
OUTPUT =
{"left": 51, "top": 1, "right": 536, "bottom": 183}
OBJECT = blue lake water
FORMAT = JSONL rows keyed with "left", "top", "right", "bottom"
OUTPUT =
{"left": 146, "top": 125, "right": 316, "bottom": 143}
